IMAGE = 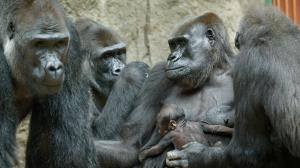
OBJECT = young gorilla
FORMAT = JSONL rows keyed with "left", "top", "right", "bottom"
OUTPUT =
{"left": 75, "top": 18, "right": 149, "bottom": 139}
{"left": 138, "top": 104, "right": 233, "bottom": 162}
{"left": 0, "top": 0, "right": 98, "bottom": 168}
{"left": 166, "top": 6, "right": 300, "bottom": 168}
{"left": 94, "top": 12, "right": 235, "bottom": 168}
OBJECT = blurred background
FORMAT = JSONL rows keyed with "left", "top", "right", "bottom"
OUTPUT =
{"left": 61, "top": 0, "right": 264, "bottom": 65}
{"left": 16, "top": 0, "right": 299, "bottom": 167}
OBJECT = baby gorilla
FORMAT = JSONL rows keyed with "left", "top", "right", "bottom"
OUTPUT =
{"left": 139, "top": 104, "right": 233, "bottom": 161}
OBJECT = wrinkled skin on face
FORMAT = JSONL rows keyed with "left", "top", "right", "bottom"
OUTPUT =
{"left": 88, "top": 43, "right": 126, "bottom": 96}
{"left": 166, "top": 24, "right": 220, "bottom": 89}
{"left": 3, "top": 0, "right": 70, "bottom": 96}
{"left": 76, "top": 18, "right": 127, "bottom": 98}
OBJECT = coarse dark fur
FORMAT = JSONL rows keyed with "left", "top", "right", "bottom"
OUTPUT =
{"left": 95, "top": 62, "right": 173, "bottom": 168}
{"left": 75, "top": 18, "right": 149, "bottom": 139}
{"left": 92, "top": 61, "right": 149, "bottom": 139}
{"left": 0, "top": 38, "right": 17, "bottom": 168}
{"left": 138, "top": 104, "right": 234, "bottom": 162}
{"left": 95, "top": 12, "right": 235, "bottom": 168}
{"left": 0, "top": 0, "right": 98, "bottom": 167}
{"left": 165, "top": 6, "right": 300, "bottom": 168}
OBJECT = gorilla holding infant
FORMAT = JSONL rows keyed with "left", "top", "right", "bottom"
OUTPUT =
{"left": 166, "top": 6, "right": 300, "bottom": 168}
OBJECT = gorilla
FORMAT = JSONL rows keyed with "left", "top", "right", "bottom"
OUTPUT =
{"left": 94, "top": 12, "right": 235, "bottom": 168}
{"left": 166, "top": 6, "right": 300, "bottom": 168}
{"left": 138, "top": 104, "right": 233, "bottom": 162}
{"left": 0, "top": 0, "right": 97, "bottom": 167}
{"left": 75, "top": 18, "right": 149, "bottom": 139}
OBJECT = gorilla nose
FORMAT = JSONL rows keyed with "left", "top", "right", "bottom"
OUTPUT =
{"left": 45, "top": 62, "right": 64, "bottom": 79}
{"left": 112, "top": 63, "right": 125, "bottom": 76}
{"left": 112, "top": 68, "right": 122, "bottom": 76}
{"left": 168, "top": 54, "right": 180, "bottom": 62}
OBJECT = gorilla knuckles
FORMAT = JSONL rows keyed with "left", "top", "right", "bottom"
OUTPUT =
{"left": 75, "top": 18, "right": 126, "bottom": 96}
{"left": 4, "top": 0, "right": 70, "bottom": 96}
{"left": 166, "top": 13, "right": 229, "bottom": 89}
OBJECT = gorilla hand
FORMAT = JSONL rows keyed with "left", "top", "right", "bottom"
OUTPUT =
{"left": 166, "top": 142, "right": 205, "bottom": 168}
{"left": 166, "top": 142, "right": 225, "bottom": 168}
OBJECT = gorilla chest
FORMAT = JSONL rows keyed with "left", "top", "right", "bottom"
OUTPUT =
{"left": 15, "top": 97, "right": 33, "bottom": 121}
{"left": 163, "top": 77, "right": 233, "bottom": 120}
{"left": 14, "top": 84, "right": 34, "bottom": 121}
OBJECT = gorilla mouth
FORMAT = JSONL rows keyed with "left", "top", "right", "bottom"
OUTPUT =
{"left": 166, "top": 66, "right": 185, "bottom": 72}
{"left": 41, "top": 80, "right": 64, "bottom": 89}
{"left": 43, "top": 84, "right": 62, "bottom": 88}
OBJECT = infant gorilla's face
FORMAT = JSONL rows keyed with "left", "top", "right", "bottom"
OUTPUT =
{"left": 157, "top": 104, "right": 186, "bottom": 136}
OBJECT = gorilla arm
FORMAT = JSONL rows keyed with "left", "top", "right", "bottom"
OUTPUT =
{"left": 0, "top": 43, "right": 18, "bottom": 168}
{"left": 92, "top": 61, "right": 149, "bottom": 139}
{"left": 95, "top": 62, "right": 174, "bottom": 168}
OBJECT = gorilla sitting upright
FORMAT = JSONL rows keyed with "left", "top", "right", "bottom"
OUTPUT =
{"left": 75, "top": 18, "right": 149, "bottom": 139}
{"left": 94, "top": 12, "right": 236, "bottom": 168}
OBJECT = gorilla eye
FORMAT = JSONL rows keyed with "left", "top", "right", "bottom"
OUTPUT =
{"left": 235, "top": 32, "right": 241, "bottom": 49}
{"left": 116, "top": 50, "right": 124, "bottom": 56}
{"left": 206, "top": 28, "right": 215, "bottom": 40}
{"left": 57, "top": 40, "right": 68, "bottom": 46}
{"left": 7, "top": 22, "right": 15, "bottom": 40}
{"left": 34, "top": 40, "right": 47, "bottom": 48}
{"left": 102, "top": 52, "right": 112, "bottom": 59}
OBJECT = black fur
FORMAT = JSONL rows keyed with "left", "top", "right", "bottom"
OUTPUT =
{"left": 75, "top": 18, "right": 149, "bottom": 140}
{"left": 26, "top": 19, "right": 98, "bottom": 168}
{"left": 95, "top": 63, "right": 174, "bottom": 168}
{"left": 92, "top": 61, "right": 149, "bottom": 139}
{"left": 0, "top": 0, "right": 98, "bottom": 167}
{"left": 96, "top": 12, "right": 235, "bottom": 168}
{"left": 0, "top": 40, "right": 17, "bottom": 168}
{"left": 166, "top": 6, "right": 300, "bottom": 168}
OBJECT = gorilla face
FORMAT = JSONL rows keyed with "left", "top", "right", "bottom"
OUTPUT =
{"left": 3, "top": 0, "right": 70, "bottom": 96}
{"left": 89, "top": 43, "right": 126, "bottom": 95}
{"left": 166, "top": 24, "right": 218, "bottom": 89}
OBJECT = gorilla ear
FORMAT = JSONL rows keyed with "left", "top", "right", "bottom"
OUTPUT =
{"left": 251, "top": 25, "right": 271, "bottom": 45}
{"left": 206, "top": 28, "right": 215, "bottom": 40}
{"left": 7, "top": 22, "right": 15, "bottom": 40}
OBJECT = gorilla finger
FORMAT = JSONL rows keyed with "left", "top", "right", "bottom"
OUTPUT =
{"left": 166, "top": 159, "right": 188, "bottom": 167}
{"left": 167, "top": 150, "right": 186, "bottom": 160}
{"left": 182, "top": 141, "right": 198, "bottom": 149}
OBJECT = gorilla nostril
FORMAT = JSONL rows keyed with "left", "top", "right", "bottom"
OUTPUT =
{"left": 168, "top": 55, "right": 178, "bottom": 62}
{"left": 46, "top": 62, "right": 63, "bottom": 76}
{"left": 48, "top": 65, "right": 61, "bottom": 72}
{"left": 48, "top": 66, "right": 56, "bottom": 72}
{"left": 112, "top": 68, "right": 122, "bottom": 76}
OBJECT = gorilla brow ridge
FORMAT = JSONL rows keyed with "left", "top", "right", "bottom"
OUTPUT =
{"left": 172, "top": 12, "right": 223, "bottom": 37}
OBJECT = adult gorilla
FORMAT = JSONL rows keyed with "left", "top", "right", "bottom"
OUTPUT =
{"left": 0, "top": 0, "right": 97, "bottom": 167}
{"left": 75, "top": 18, "right": 149, "bottom": 139}
{"left": 166, "top": 6, "right": 300, "bottom": 168}
{"left": 95, "top": 12, "right": 235, "bottom": 168}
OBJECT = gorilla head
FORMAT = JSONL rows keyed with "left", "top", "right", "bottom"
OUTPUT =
{"left": 2, "top": 0, "right": 70, "bottom": 96}
{"left": 75, "top": 18, "right": 126, "bottom": 97}
{"left": 166, "top": 13, "right": 232, "bottom": 89}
